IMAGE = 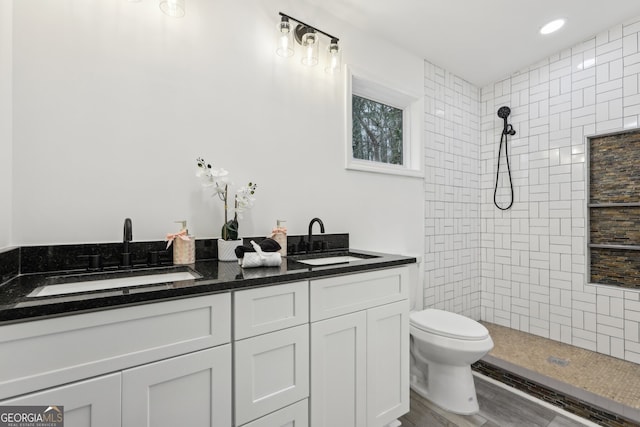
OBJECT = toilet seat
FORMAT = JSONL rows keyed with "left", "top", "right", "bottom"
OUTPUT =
{"left": 410, "top": 309, "right": 489, "bottom": 340}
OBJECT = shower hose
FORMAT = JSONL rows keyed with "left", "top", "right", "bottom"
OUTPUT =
{"left": 493, "top": 126, "right": 514, "bottom": 210}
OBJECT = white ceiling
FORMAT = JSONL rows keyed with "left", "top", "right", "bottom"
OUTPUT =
{"left": 308, "top": 0, "right": 640, "bottom": 87}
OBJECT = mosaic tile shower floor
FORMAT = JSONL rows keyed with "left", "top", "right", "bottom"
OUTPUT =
{"left": 478, "top": 322, "right": 640, "bottom": 425}
{"left": 482, "top": 323, "right": 640, "bottom": 409}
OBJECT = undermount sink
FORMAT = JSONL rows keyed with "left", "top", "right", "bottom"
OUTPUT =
{"left": 294, "top": 256, "right": 369, "bottom": 266}
{"left": 289, "top": 251, "right": 378, "bottom": 266}
{"left": 28, "top": 267, "right": 201, "bottom": 298}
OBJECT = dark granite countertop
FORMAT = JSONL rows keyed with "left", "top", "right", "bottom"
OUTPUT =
{"left": 0, "top": 249, "right": 416, "bottom": 325}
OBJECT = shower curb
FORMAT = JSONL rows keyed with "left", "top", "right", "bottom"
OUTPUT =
{"left": 473, "top": 355, "right": 640, "bottom": 427}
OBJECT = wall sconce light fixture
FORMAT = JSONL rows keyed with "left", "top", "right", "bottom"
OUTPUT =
{"left": 276, "top": 12, "right": 341, "bottom": 74}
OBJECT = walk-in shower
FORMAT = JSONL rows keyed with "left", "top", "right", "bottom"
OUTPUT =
{"left": 493, "top": 106, "right": 516, "bottom": 210}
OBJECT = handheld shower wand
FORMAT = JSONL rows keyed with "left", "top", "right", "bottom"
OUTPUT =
{"left": 497, "top": 106, "right": 516, "bottom": 136}
{"left": 494, "top": 106, "right": 516, "bottom": 210}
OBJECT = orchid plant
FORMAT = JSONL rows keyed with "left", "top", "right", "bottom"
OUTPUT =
{"left": 196, "top": 157, "right": 257, "bottom": 241}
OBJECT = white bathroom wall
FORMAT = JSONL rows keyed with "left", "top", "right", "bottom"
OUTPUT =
{"left": 481, "top": 16, "right": 640, "bottom": 363}
{"left": 0, "top": 0, "right": 12, "bottom": 248}
{"left": 9, "top": 0, "right": 424, "bottom": 257}
{"left": 423, "top": 61, "right": 482, "bottom": 319}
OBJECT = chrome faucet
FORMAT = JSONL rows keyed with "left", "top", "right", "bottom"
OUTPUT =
{"left": 122, "top": 218, "right": 133, "bottom": 267}
{"left": 308, "top": 217, "right": 325, "bottom": 253}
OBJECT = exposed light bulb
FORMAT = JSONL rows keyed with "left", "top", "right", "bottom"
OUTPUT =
{"left": 325, "top": 39, "right": 341, "bottom": 74}
{"left": 276, "top": 17, "right": 294, "bottom": 57}
{"left": 301, "top": 31, "right": 318, "bottom": 66}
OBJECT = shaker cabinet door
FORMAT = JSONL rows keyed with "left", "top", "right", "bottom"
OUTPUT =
{"left": 366, "top": 300, "right": 410, "bottom": 427}
{"left": 235, "top": 325, "right": 309, "bottom": 425}
{"left": 122, "top": 345, "right": 232, "bottom": 427}
{"left": 310, "top": 311, "right": 367, "bottom": 427}
{"left": 0, "top": 373, "right": 121, "bottom": 427}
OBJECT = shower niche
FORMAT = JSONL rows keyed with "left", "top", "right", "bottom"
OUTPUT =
{"left": 588, "top": 129, "right": 640, "bottom": 289}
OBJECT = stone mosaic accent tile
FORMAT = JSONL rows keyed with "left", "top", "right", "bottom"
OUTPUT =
{"left": 591, "top": 248, "right": 640, "bottom": 289}
{"left": 590, "top": 132, "right": 640, "bottom": 204}
{"left": 589, "top": 131, "right": 640, "bottom": 289}
{"left": 590, "top": 207, "right": 640, "bottom": 245}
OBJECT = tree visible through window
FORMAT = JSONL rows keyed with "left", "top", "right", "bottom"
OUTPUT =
{"left": 352, "top": 95, "right": 403, "bottom": 165}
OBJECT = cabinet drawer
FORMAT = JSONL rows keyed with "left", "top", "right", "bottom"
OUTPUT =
{"left": 310, "top": 267, "right": 408, "bottom": 321}
{"left": 0, "top": 293, "right": 231, "bottom": 400}
{"left": 235, "top": 281, "right": 308, "bottom": 339}
{"left": 235, "top": 324, "right": 309, "bottom": 425}
{"left": 242, "top": 399, "right": 308, "bottom": 427}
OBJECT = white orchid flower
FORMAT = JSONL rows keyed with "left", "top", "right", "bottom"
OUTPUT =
{"left": 196, "top": 157, "right": 257, "bottom": 237}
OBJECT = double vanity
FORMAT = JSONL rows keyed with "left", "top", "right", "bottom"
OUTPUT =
{"left": 0, "top": 241, "right": 416, "bottom": 427}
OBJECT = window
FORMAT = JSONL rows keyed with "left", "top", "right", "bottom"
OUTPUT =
{"left": 345, "top": 66, "right": 423, "bottom": 177}
{"left": 352, "top": 95, "right": 403, "bottom": 165}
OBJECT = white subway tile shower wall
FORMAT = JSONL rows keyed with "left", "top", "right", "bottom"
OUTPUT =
{"left": 424, "top": 61, "right": 482, "bottom": 320}
{"left": 477, "top": 17, "right": 640, "bottom": 364}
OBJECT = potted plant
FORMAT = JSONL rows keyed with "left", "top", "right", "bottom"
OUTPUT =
{"left": 196, "top": 157, "right": 257, "bottom": 261}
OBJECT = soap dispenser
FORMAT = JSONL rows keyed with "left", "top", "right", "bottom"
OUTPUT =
{"left": 270, "top": 219, "right": 287, "bottom": 256}
{"left": 166, "top": 220, "right": 195, "bottom": 265}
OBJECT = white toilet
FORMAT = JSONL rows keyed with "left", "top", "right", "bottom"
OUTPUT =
{"left": 408, "top": 264, "right": 493, "bottom": 415}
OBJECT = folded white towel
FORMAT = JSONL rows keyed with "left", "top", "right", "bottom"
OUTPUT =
{"left": 238, "top": 240, "right": 282, "bottom": 268}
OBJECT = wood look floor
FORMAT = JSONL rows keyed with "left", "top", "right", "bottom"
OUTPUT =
{"left": 399, "top": 375, "right": 591, "bottom": 427}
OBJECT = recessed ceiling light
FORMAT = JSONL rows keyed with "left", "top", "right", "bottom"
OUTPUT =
{"left": 540, "top": 18, "right": 566, "bottom": 35}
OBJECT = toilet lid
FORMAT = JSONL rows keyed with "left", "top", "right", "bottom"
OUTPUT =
{"left": 410, "top": 309, "right": 489, "bottom": 340}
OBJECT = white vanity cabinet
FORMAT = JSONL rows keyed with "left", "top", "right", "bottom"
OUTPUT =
{"left": 309, "top": 267, "right": 410, "bottom": 427}
{"left": 0, "top": 263, "right": 412, "bottom": 427}
{"left": 234, "top": 281, "right": 309, "bottom": 426}
{"left": 0, "top": 293, "right": 232, "bottom": 427}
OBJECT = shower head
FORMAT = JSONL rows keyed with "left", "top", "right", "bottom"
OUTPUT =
{"left": 497, "top": 106, "right": 511, "bottom": 119}
{"left": 497, "top": 106, "right": 516, "bottom": 136}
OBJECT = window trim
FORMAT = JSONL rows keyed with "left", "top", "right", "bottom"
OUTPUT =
{"left": 345, "top": 66, "right": 424, "bottom": 178}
